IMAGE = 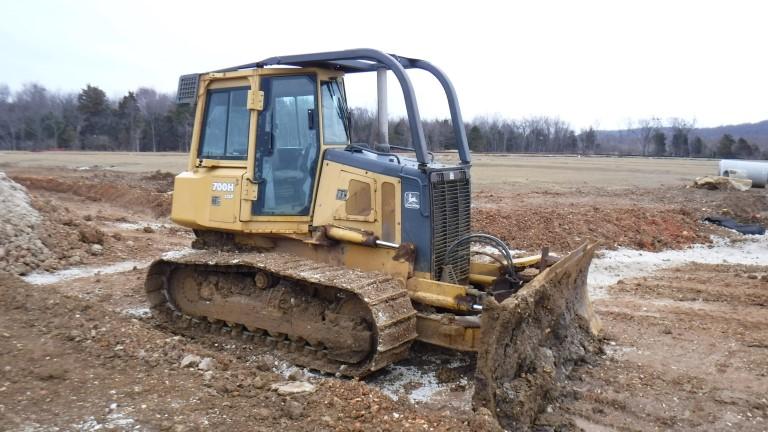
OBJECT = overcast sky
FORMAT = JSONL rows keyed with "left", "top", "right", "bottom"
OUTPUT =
{"left": 1, "top": 0, "right": 766, "bottom": 130}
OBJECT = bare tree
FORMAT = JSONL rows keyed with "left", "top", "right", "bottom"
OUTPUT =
{"left": 15, "top": 83, "right": 53, "bottom": 149}
{"left": 668, "top": 117, "right": 696, "bottom": 157}
{"left": 635, "top": 117, "right": 661, "bottom": 156}
{"left": 136, "top": 87, "right": 172, "bottom": 152}
{"left": 0, "top": 84, "right": 18, "bottom": 150}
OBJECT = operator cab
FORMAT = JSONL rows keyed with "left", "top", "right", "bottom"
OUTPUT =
{"left": 174, "top": 49, "right": 473, "bottom": 283}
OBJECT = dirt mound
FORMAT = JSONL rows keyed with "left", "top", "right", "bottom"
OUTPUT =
{"left": 474, "top": 205, "right": 706, "bottom": 253}
{"left": 0, "top": 173, "right": 55, "bottom": 274}
{"left": 0, "top": 171, "right": 130, "bottom": 275}
{"left": 12, "top": 173, "right": 172, "bottom": 217}
{"left": 704, "top": 188, "right": 768, "bottom": 224}
{"left": 143, "top": 170, "right": 176, "bottom": 183}
{"left": 30, "top": 197, "right": 110, "bottom": 269}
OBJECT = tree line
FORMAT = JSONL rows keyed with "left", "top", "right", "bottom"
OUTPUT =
{"left": 607, "top": 117, "right": 767, "bottom": 159}
{"left": 1, "top": 83, "right": 765, "bottom": 160}
{"left": 350, "top": 108, "right": 598, "bottom": 154}
{"left": 0, "top": 83, "right": 192, "bottom": 152}
{"left": 350, "top": 109, "right": 767, "bottom": 159}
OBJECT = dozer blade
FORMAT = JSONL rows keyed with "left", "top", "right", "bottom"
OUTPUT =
{"left": 473, "top": 242, "right": 601, "bottom": 431}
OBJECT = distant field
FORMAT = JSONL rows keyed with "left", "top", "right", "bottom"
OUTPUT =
{"left": 0, "top": 151, "right": 189, "bottom": 173}
{"left": 0, "top": 151, "right": 717, "bottom": 190}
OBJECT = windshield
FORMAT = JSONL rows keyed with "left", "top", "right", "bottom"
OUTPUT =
{"left": 321, "top": 80, "right": 349, "bottom": 145}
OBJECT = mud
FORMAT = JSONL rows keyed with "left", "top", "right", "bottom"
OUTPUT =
{"left": 146, "top": 250, "right": 418, "bottom": 376}
{"left": 564, "top": 264, "right": 768, "bottom": 431}
{"left": 474, "top": 243, "right": 602, "bottom": 431}
{"left": 0, "top": 272, "right": 478, "bottom": 431}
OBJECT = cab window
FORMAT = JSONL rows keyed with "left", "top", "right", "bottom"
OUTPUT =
{"left": 321, "top": 81, "right": 349, "bottom": 145}
{"left": 253, "top": 75, "right": 319, "bottom": 216}
{"left": 199, "top": 87, "right": 250, "bottom": 159}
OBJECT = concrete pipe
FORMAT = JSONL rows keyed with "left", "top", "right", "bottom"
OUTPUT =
{"left": 719, "top": 159, "right": 768, "bottom": 188}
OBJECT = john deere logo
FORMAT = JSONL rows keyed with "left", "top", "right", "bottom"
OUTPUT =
{"left": 404, "top": 191, "right": 420, "bottom": 209}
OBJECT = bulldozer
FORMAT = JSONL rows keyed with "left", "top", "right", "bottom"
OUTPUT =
{"left": 145, "top": 49, "right": 600, "bottom": 428}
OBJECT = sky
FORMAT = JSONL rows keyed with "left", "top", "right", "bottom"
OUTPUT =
{"left": 1, "top": 0, "right": 766, "bottom": 130}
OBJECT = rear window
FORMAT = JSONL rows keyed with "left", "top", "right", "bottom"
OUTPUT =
{"left": 199, "top": 87, "right": 250, "bottom": 159}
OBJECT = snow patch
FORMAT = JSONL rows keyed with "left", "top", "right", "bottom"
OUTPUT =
{"left": 589, "top": 234, "right": 768, "bottom": 299}
{"left": 21, "top": 248, "right": 194, "bottom": 286}
{"left": 604, "top": 343, "right": 637, "bottom": 359}
{"left": 74, "top": 411, "right": 137, "bottom": 431}
{"left": 161, "top": 248, "right": 194, "bottom": 260}
{"left": 368, "top": 355, "right": 473, "bottom": 406}
{"left": 373, "top": 364, "right": 441, "bottom": 402}
{"left": 109, "top": 221, "right": 166, "bottom": 231}
{"left": 22, "top": 261, "right": 143, "bottom": 285}
{"left": 122, "top": 306, "right": 151, "bottom": 318}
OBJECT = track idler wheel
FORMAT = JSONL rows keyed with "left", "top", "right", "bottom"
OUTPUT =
{"left": 254, "top": 271, "right": 279, "bottom": 290}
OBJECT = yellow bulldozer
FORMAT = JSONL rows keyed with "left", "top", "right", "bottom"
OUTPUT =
{"left": 145, "top": 49, "right": 600, "bottom": 428}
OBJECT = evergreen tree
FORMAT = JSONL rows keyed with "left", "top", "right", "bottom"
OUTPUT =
{"left": 733, "top": 137, "right": 754, "bottom": 159}
{"left": 670, "top": 129, "right": 689, "bottom": 156}
{"left": 468, "top": 125, "right": 486, "bottom": 151}
{"left": 116, "top": 91, "right": 143, "bottom": 151}
{"left": 168, "top": 104, "right": 194, "bottom": 152}
{"left": 566, "top": 130, "right": 578, "bottom": 153}
{"left": 717, "top": 134, "right": 735, "bottom": 158}
{"left": 652, "top": 130, "right": 666, "bottom": 155}
{"left": 389, "top": 119, "right": 411, "bottom": 146}
{"left": 77, "top": 84, "right": 112, "bottom": 148}
{"left": 689, "top": 136, "right": 705, "bottom": 157}
{"left": 578, "top": 127, "right": 597, "bottom": 154}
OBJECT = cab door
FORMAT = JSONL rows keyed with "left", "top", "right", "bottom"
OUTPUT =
{"left": 252, "top": 74, "right": 319, "bottom": 216}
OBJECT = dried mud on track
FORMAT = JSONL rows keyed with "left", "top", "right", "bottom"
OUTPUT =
{"left": 1, "top": 157, "right": 768, "bottom": 431}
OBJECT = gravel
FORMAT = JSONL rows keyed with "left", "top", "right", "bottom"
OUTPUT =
{"left": 0, "top": 172, "right": 54, "bottom": 274}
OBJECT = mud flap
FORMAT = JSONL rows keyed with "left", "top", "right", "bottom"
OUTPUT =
{"left": 473, "top": 242, "right": 601, "bottom": 431}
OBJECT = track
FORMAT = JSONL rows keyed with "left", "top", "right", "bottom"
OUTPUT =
{"left": 145, "top": 250, "right": 418, "bottom": 377}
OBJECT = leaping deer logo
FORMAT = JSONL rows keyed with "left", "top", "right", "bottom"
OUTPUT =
{"left": 404, "top": 192, "right": 420, "bottom": 209}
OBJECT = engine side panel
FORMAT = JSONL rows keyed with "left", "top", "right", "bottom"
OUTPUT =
{"left": 312, "top": 160, "right": 402, "bottom": 244}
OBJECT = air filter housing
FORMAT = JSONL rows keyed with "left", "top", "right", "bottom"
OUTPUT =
{"left": 176, "top": 74, "right": 200, "bottom": 105}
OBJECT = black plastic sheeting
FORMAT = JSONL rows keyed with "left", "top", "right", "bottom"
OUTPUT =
{"left": 704, "top": 216, "right": 766, "bottom": 235}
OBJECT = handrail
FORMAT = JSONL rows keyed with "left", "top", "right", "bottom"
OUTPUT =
{"left": 251, "top": 49, "right": 429, "bottom": 166}
{"left": 397, "top": 57, "right": 470, "bottom": 165}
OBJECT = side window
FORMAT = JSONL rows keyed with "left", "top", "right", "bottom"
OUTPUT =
{"left": 321, "top": 81, "right": 349, "bottom": 145}
{"left": 199, "top": 87, "right": 250, "bottom": 159}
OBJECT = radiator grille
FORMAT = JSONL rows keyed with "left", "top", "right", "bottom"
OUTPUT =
{"left": 430, "top": 170, "right": 471, "bottom": 283}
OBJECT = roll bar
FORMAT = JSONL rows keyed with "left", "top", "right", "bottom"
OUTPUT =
{"left": 215, "top": 49, "right": 471, "bottom": 166}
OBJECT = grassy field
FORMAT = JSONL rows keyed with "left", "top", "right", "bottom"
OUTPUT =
{"left": 1, "top": 150, "right": 717, "bottom": 189}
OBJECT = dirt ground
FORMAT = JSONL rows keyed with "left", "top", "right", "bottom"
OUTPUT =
{"left": 567, "top": 264, "right": 768, "bottom": 431}
{"left": 0, "top": 152, "right": 767, "bottom": 431}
